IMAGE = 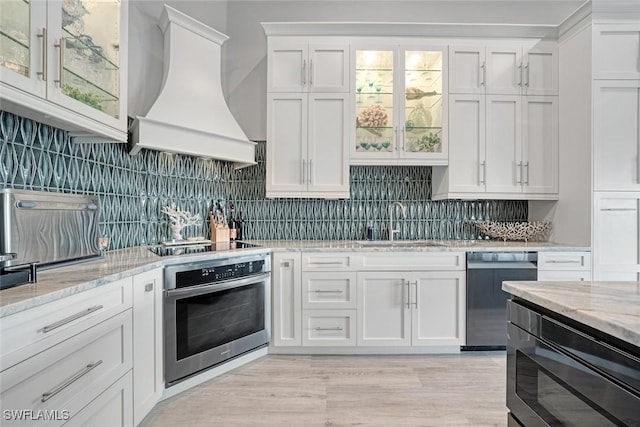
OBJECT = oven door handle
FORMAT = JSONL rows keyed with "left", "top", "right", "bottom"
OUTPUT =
{"left": 166, "top": 272, "right": 271, "bottom": 299}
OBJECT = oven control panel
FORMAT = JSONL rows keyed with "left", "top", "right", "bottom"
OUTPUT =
{"left": 175, "top": 260, "right": 266, "bottom": 288}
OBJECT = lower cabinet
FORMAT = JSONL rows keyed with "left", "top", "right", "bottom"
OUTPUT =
{"left": 357, "top": 271, "right": 465, "bottom": 347}
{"left": 271, "top": 251, "right": 466, "bottom": 351}
{"left": 537, "top": 251, "right": 592, "bottom": 281}
{"left": 132, "top": 268, "right": 164, "bottom": 426}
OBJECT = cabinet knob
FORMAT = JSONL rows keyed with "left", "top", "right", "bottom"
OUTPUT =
{"left": 145, "top": 283, "right": 154, "bottom": 292}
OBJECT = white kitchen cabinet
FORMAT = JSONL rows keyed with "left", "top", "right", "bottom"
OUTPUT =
{"left": 302, "top": 271, "right": 357, "bottom": 309}
{"left": 1, "top": 310, "right": 132, "bottom": 427}
{"left": 593, "top": 192, "right": 640, "bottom": 280}
{"left": 538, "top": 251, "right": 592, "bottom": 281}
{"left": 593, "top": 24, "right": 640, "bottom": 80}
{"left": 449, "top": 44, "right": 557, "bottom": 96}
{"left": 0, "top": 0, "right": 128, "bottom": 141}
{"left": 266, "top": 92, "right": 350, "bottom": 198}
{"left": 357, "top": 269, "right": 465, "bottom": 347}
{"left": 271, "top": 252, "right": 302, "bottom": 347}
{"left": 132, "top": 268, "right": 163, "bottom": 426}
{"left": 434, "top": 94, "right": 557, "bottom": 199}
{"left": 302, "top": 309, "right": 357, "bottom": 346}
{"left": 63, "top": 371, "right": 133, "bottom": 427}
{"left": 267, "top": 41, "right": 349, "bottom": 93}
{"left": 350, "top": 45, "right": 448, "bottom": 165}
{"left": 593, "top": 80, "right": 640, "bottom": 191}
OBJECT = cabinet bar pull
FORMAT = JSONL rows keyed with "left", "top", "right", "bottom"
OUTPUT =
{"left": 401, "top": 127, "right": 405, "bottom": 151}
{"left": 479, "top": 161, "right": 486, "bottom": 185}
{"left": 600, "top": 208, "right": 636, "bottom": 211}
{"left": 314, "top": 327, "right": 343, "bottom": 331}
{"left": 37, "top": 28, "right": 47, "bottom": 81}
{"left": 41, "top": 360, "right": 103, "bottom": 402}
{"left": 516, "top": 162, "right": 523, "bottom": 185}
{"left": 42, "top": 305, "right": 103, "bottom": 333}
{"left": 524, "top": 64, "right": 530, "bottom": 87}
{"left": 302, "top": 59, "right": 306, "bottom": 86}
{"left": 405, "top": 279, "right": 410, "bottom": 309}
{"left": 281, "top": 261, "right": 290, "bottom": 267}
{"left": 524, "top": 161, "right": 530, "bottom": 185}
{"left": 411, "top": 281, "right": 418, "bottom": 309}
{"left": 517, "top": 63, "right": 522, "bottom": 87}
{"left": 313, "top": 289, "right": 344, "bottom": 293}
{"left": 547, "top": 260, "right": 581, "bottom": 264}
{"left": 54, "top": 38, "right": 64, "bottom": 87}
{"left": 480, "top": 61, "right": 486, "bottom": 87}
{"left": 394, "top": 127, "right": 400, "bottom": 151}
{"left": 301, "top": 160, "right": 305, "bottom": 184}
{"left": 145, "top": 283, "right": 154, "bottom": 292}
{"left": 309, "top": 158, "right": 313, "bottom": 185}
{"left": 311, "top": 261, "right": 344, "bottom": 265}
{"left": 310, "top": 59, "right": 313, "bottom": 86}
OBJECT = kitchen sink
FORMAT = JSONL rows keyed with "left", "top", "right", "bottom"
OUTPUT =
{"left": 356, "top": 240, "right": 447, "bottom": 248}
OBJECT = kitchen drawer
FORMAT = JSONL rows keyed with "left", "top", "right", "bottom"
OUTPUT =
{"left": 361, "top": 252, "right": 465, "bottom": 271}
{"left": 538, "top": 252, "right": 591, "bottom": 271}
{"left": 1, "top": 277, "right": 133, "bottom": 371}
{"left": 537, "top": 270, "right": 592, "bottom": 282}
{"left": 302, "top": 272, "right": 357, "bottom": 309}
{"left": 64, "top": 371, "right": 133, "bottom": 427}
{"left": 302, "top": 309, "right": 356, "bottom": 346}
{"left": 302, "top": 253, "right": 356, "bottom": 271}
{"left": 0, "top": 310, "right": 132, "bottom": 426}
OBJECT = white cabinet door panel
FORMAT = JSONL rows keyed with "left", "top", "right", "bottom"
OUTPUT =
{"left": 357, "top": 272, "right": 410, "bottom": 347}
{"left": 307, "top": 93, "right": 349, "bottom": 194}
{"left": 593, "top": 24, "right": 640, "bottom": 80}
{"left": 309, "top": 44, "right": 349, "bottom": 92}
{"left": 302, "top": 271, "right": 357, "bottom": 309}
{"left": 486, "top": 95, "right": 522, "bottom": 193}
{"left": 268, "top": 43, "right": 306, "bottom": 92}
{"left": 271, "top": 253, "right": 302, "bottom": 347}
{"left": 449, "top": 46, "right": 484, "bottom": 94}
{"left": 593, "top": 81, "right": 640, "bottom": 191}
{"left": 523, "top": 96, "right": 558, "bottom": 194}
{"left": 449, "top": 95, "right": 486, "bottom": 193}
{"left": 524, "top": 46, "right": 558, "bottom": 95}
{"left": 486, "top": 47, "right": 521, "bottom": 95}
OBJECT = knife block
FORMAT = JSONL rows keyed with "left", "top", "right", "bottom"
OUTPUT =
{"left": 210, "top": 213, "right": 230, "bottom": 242}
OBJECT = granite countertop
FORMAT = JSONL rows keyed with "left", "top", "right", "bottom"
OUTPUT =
{"left": 502, "top": 281, "right": 640, "bottom": 348}
{"left": 0, "top": 245, "right": 272, "bottom": 317}
{"left": 247, "top": 239, "right": 590, "bottom": 252}
{"left": 1, "top": 239, "right": 589, "bottom": 318}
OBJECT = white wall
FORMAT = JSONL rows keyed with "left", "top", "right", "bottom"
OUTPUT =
{"left": 528, "top": 17, "right": 592, "bottom": 245}
{"left": 128, "top": 0, "right": 584, "bottom": 140}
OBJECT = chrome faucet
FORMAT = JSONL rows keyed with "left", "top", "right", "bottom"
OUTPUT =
{"left": 388, "top": 201, "right": 406, "bottom": 241}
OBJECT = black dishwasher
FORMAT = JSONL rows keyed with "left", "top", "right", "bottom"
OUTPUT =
{"left": 463, "top": 252, "right": 537, "bottom": 350}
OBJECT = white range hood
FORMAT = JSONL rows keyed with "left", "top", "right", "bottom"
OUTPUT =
{"left": 129, "top": 5, "right": 255, "bottom": 168}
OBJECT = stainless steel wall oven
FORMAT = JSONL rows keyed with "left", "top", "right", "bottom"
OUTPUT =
{"left": 163, "top": 253, "right": 271, "bottom": 386}
{"left": 507, "top": 299, "right": 640, "bottom": 426}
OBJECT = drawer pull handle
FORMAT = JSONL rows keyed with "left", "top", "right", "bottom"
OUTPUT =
{"left": 42, "top": 305, "right": 103, "bottom": 333}
{"left": 547, "top": 260, "right": 581, "bottom": 264}
{"left": 311, "top": 261, "right": 344, "bottom": 265}
{"left": 314, "top": 327, "right": 343, "bottom": 331}
{"left": 600, "top": 208, "right": 636, "bottom": 211}
{"left": 313, "top": 290, "right": 344, "bottom": 293}
{"left": 41, "top": 360, "right": 103, "bottom": 402}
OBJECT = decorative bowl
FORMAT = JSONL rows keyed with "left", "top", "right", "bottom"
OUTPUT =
{"left": 473, "top": 221, "right": 551, "bottom": 242}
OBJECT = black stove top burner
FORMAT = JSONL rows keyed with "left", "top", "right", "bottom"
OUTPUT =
{"left": 148, "top": 242, "right": 260, "bottom": 257}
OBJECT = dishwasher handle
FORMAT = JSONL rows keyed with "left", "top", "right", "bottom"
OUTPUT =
{"left": 467, "top": 261, "right": 538, "bottom": 269}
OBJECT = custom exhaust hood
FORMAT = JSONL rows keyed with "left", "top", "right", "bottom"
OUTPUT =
{"left": 129, "top": 5, "right": 255, "bottom": 168}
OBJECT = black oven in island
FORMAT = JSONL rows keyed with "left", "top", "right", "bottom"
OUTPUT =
{"left": 163, "top": 253, "right": 271, "bottom": 387}
{"left": 506, "top": 299, "right": 640, "bottom": 427}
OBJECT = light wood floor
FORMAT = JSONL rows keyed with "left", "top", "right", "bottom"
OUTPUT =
{"left": 142, "top": 353, "right": 507, "bottom": 426}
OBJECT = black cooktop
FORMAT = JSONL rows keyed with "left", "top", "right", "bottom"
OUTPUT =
{"left": 148, "top": 242, "right": 259, "bottom": 257}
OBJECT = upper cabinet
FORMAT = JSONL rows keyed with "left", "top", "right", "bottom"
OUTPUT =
{"left": 267, "top": 41, "right": 349, "bottom": 93}
{"left": 593, "top": 24, "right": 640, "bottom": 80}
{"left": 449, "top": 43, "right": 558, "bottom": 96}
{"left": 350, "top": 45, "right": 448, "bottom": 166}
{"left": 0, "top": 0, "right": 128, "bottom": 142}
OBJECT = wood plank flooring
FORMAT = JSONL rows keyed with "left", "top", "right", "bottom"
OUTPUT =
{"left": 142, "top": 353, "right": 507, "bottom": 426}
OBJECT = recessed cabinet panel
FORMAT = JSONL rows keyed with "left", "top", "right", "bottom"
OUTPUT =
{"left": 271, "top": 253, "right": 302, "bottom": 347}
{"left": 309, "top": 45, "right": 349, "bottom": 92}
{"left": 593, "top": 81, "right": 640, "bottom": 191}
{"left": 485, "top": 95, "right": 521, "bottom": 193}
{"left": 486, "top": 47, "right": 521, "bottom": 95}
{"left": 268, "top": 44, "right": 306, "bottom": 92}
{"left": 302, "top": 272, "right": 357, "bottom": 309}
{"left": 594, "top": 195, "right": 639, "bottom": 275}
{"left": 593, "top": 24, "right": 640, "bottom": 80}
{"left": 525, "top": 47, "right": 558, "bottom": 95}
{"left": 448, "top": 95, "right": 486, "bottom": 193}
{"left": 449, "top": 46, "right": 484, "bottom": 94}
{"left": 523, "top": 96, "right": 558, "bottom": 194}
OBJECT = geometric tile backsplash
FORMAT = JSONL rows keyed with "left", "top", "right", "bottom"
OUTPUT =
{"left": 1, "top": 111, "right": 527, "bottom": 250}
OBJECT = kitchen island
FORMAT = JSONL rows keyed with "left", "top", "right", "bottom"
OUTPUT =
{"left": 502, "top": 280, "right": 639, "bottom": 426}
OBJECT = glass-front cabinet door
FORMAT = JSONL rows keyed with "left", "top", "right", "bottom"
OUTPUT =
{"left": 47, "top": 0, "right": 125, "bottom": 129}
{"left": 351, "top": 45, "right": 447, "bottom": 165}
{"left": 0, "top": 0, "right": 47, "bottom": 95}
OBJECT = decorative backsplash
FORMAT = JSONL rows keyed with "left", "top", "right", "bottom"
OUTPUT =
{"left": 0, "top": 111, "right": 527, "bottom": 249}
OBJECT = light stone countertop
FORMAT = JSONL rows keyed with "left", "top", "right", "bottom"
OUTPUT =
{"left": 502, "top": 281, "right": 640, "bottom": 348}
{"left": 0, "top": 245, "right": 272, "bottom": 317}
{"left": 0, "top": 239, "right": 589, "bottom": 318}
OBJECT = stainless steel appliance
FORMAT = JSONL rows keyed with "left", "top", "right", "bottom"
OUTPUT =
{"left": 0, "top": 252, "right": 37, "bottom": 290}
{"left": 507, "top": 299, "right": 640, "bottom": 426}
{"left": 0, "top": 189, "right": 100, "bottom": 266}
{"left": 163, "top": 252, "right": 270, "bottom": 386}
{"left": 464, "top": 251, "right": 537, "bottom": 350}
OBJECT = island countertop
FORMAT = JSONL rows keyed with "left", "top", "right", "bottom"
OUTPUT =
{"left": 502, "top": 281, "right": 640, "bottom": 349}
